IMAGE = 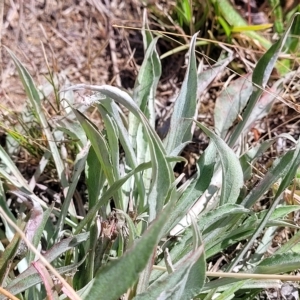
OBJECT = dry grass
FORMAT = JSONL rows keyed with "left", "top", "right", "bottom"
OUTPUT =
{"left": 1, "top": 0, "right": 140, "bottom": 108}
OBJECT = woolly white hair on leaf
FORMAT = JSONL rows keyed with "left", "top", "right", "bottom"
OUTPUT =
{"left": 80, "top": 92, "right": 106, "bottom": 106}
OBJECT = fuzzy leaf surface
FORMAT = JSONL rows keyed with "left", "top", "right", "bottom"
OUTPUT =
{"left": 84, "top": 202, "right": 173, "bottom": 300}
{"left": 164, "top": 33, "right": 198, "bottom": 156}
{"left": 195, "top": 121, "right": 243, "bottom": 204}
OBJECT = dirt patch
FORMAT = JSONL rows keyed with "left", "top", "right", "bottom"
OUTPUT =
{"left": 1, "top": 1, "right": 187, "bottom": 109}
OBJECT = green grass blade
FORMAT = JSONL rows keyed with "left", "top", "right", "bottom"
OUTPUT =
{"left": 269, "top": 205, "right": 300, "bottom": 220}
{"left": 253, "top": 16, "right": 299, "bottom": 89}
{"left": 240, "top": 133, "right": 296, "bottom": 179}
{"left": 26, "top": 203, "right": 52, "bottom": 264}
{"left": 128, "top": 35, "right": 162, "bottom": 211}
{"left": 199, "top": 204, "right": 250, "bottom": 232}
{"left": 97, "top": 105, "right": 124, "bottom": 206}
{"left": 269, "top": 0, "right": 284, "bottom": 34}
{"left": 0, "top": 221, "right": 26, "bottom": 284}
{"left": 98, "top": 108, "right": 120, "bottom": 179}
{"left": 54, "top": 116, "right": 88, "bottom": 148}
{"left": 135, "top": 37, "right": 161, "bottom": 128}
{"left": 212, "top": 0, "right": 271, "bottom": 49}
{"left": 0, "top": 146, "right": 53, "bottom": 211}
{"left": 5, "top": 255, "right": 87, "bottom": 298}
{"left": 0, "top": 179, "right": 16, "bottom": 223}
{"left": 181, "top": 217, "right": 206, "bottom": 299}
{"left": 287, "top": 11, "right": 300, "bottom": 53}
{"left": 205, "top": 226, "right": 254, "bottom": 259}
{"left": 5, "top": 47, "right": 67, "bottom": 187}
{"left": 142, "top": 10, "right": 154, "bottom": 51}
{"left": 4, "top": 232, "right": 89, "bottom": 296}
{"left": 275, "top": 229, "right": 300, "bottom": 254}
{"left": 201, "top": 279, "right": 278, "bottom": 294}
{"left": 0, "top": 145, "right": 31, "bottom": 188}
{"left": 241, "top": 150, "right": 297, "bottom": 208}
{"left": 214, "top": 280, "right": 247, "bottom": 300}
{"left": 153, "top": 204, "right": 249, "bottom": 285}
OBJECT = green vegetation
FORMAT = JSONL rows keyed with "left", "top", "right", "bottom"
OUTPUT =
{"left": 0, "top": 2, "right": 300, "bottom": 300}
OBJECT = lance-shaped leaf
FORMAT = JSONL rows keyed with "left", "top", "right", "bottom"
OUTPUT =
{"left": 83, "top": 201, "right": 173, "bottom": 300}
{"left": 164, "top": 33, "right": 198, "bottom": 156}
{"left": 228, "top": 13, "right": 300, "bottom": 147}
{"left": 72, "top": 109, "right": 123, "bottom": 210}
{"left": 195, "top": 121, "right": 243, "bottom": 205}
{"left": 214, "top": 73, "right": 253, "bottom": 139}
{"left": 3, "top": 232, "right": 89, "bottom": 297}
{"left": 135, "top": 217, "right": 205, "bottom": 300}
{"left": 63, "top": 84, "right": 173, "bottom": 220}
{"left": 0, "top": 221, "right": 26, "bottom": 284}
{"left": 99, "top": 99, "right": 145, "bottom": 210}
{"left": 248, "top": 252, "right": 300, "bottom": 274}
{"left": 3, "top": 255, "right": 88, "bottom": 298}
